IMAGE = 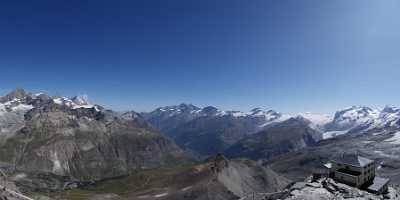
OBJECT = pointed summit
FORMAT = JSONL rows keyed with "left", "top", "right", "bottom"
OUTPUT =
{"left": 0, "top": 88, "right": 30, "bottom": 102}
{"left": 8, "top": 87, "right": 27, "bottom": 98}
{"left": 201, "top": 106, "right": 219, "bottom": 115}
{"left": 177, "top": 103, "right": 200, "bottom": 111}
{"left": 250, "top": 107, "right": 263, "bottom": 113}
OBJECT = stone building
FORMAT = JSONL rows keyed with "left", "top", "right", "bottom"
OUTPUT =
{"left": 327, "top": 154, "right": 389, "bottom": 194}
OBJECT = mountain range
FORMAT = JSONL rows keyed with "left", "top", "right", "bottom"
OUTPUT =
{"left": 141, "top": 103, "right": 400, "bottom": 160}
{"left": 3, "top": 88, "right": 400, "bottom": 168}
{"left": 1, "top": 88, "right": 400, "bottom": 199}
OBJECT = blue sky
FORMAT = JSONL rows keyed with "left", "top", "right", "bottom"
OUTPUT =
{"left": 0, "top": 0, "right": 399, "bottom": 113}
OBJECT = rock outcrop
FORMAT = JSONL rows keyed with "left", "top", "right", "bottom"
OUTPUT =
{"left": 283, "top": 178, "right": 400, "bottom": 200}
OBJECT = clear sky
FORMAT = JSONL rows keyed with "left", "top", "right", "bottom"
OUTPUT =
{"left": 0, "top": 0, "right": 399, "bottom": 113}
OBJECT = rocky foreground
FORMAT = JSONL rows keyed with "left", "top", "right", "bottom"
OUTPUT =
{"left": 42, "top": 155, "right": 289, "bottom": 200}
{"left": 282, "top": 177, "right": 400, "bottom": 200}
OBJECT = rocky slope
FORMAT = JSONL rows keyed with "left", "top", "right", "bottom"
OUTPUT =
{"left": 224, "top": 116, "right": 322, "bottom": 160}
{"left": 50, "top": 155, "right": 290, "bottom": 200}
{"left": 0, "top": 89, "right": 189, "bottom": 189}
{"left": 173, "top": 114, "right": 269, "bottom": 159}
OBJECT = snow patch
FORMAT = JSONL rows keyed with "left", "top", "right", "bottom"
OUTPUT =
{"left": 260, "top": 114, "right": 291, "bottom": 127}
{"left": 384, "top": 131, "right": 400, "bottom": 144}
{"left": 13, "top": 173, "right": 27, "bottom": 180}
{"left": 181, "top": 186, "right": 192, "bottom": 191}
{"left": 81, "top": 141, "right": 95, "bottom": 151}
{"left": 53, "top": 98, "right": 64, "bottom": 105}
{"left": 53, "top": 96, "right": 99, "bottom": 111}
{"left": 51, "top": 151, "right": 63, "bottom": 173}
{"left": 154, "top": 193, "right": 168, "bottom": 198}
{"left": 322, "top": 130, "right": 349, "bottom": 139}
{"left": 11, "top": 104, "right": 33, "bottom": 111}
{"left": 324, "top": 162, "right": 332, "bottom": 169}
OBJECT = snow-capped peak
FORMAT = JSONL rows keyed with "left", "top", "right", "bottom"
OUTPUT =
{"left": 382, "top": 105, "right": 400, "bottom": 114}
{"left": 71, "top": 95, "right": 90, "bottom": 106}
{"left": 154, "top": 103, "right": 201, "bottom": 117}
{"left": 332, "top": 106, "right": 379, "bottom": 126}
{"left": 213, "top": 107, "right": 282, "bottom": 120}
{"left": 216, "top": 110, "right": 247, "bottom": 117}
{"left": 0, "top": 88, "right": 37, "bottom": 114}
{"left": 250, "top": 107, "right": 264, "bottom": 114}
{"left": 321, "top": 106, "right": 385, "bottom": 136}
{"left": 199, "top": 106, "right": 219, "bottom": 115}
{"left": 249, "top": 108, "right": 281, "bottom": 119}
{"left": 53, "top": 96, "right": 98, "bottom": 110}
{"left": 121, "top": 111, "right": 141, "bottom": 120}
{"left": 0, "top": 88, "right": 31, "bottom": 103}
{"left": 0, "top": 99, "right": 33, "bottom": 115}
{"left": 375, "top": 106, "right": 400, "bottom": 128}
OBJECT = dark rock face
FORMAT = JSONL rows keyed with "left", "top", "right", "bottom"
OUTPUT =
{"left": 224, "top": 117, "right": 322, "bottom": 161}
{"left": 0, "top": 89, "right": 189, "bottom": 185}
{"left": 173, "top": 115, "right": 262, "bottom": 159}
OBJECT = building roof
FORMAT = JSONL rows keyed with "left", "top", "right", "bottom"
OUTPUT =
{"left": 331, "top": 154, "right": 374, "bottom": 167}
{"left": 367, "top": 177, "right": 390, "bottom": 192}
{"left": 312, "top": 168, "right": 330, "bottom": 174}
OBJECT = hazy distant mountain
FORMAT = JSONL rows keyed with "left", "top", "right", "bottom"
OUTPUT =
{"left": 322, "top": 106, "right": 400, "bottom": 139}
{"left": 325, "top": 106, "right": 379, "bottom": 131}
